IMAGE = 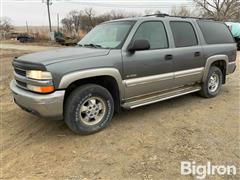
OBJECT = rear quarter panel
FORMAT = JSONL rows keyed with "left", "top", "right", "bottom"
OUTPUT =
{"left": 192, "top": 19, "right": 237, "bottom": 63}
{"left": 202, "top": 44, "right": 237, "bottom": 63}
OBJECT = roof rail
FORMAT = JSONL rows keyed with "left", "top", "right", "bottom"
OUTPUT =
{"left": 144, "top": 13, "right": 215, "bottom": 20}
{"left": 145, "top": 13, "right": 169, "bottom": 17}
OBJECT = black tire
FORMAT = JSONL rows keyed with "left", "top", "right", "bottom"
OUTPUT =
{"left": 64, "top": 84, "right": 114, "bottom": 135}
{"left": 199, "top": 66, "right": 223, "bottom": 98}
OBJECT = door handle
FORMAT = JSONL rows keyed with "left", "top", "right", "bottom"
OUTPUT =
{"left": 194, "top": 52, "right": 200, "bottom": 57}
{"left": 165, "top": 54, "right": 173, "bottom": 60}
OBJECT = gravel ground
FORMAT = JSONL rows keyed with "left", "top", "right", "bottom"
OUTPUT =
{"left": 1, "top": 46, "right": 240, "bottom": 180}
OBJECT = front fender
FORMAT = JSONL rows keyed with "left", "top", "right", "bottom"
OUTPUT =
{"left": 58, "top": 68, "right": 124, "bottom": 99}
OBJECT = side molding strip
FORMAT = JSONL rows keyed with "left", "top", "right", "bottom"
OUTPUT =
{"left": 175, "top": 67, "right": 204, "bottom": 78}
{"left": 124, "top": 72, "right": 173, "bottom": 87}
{"left": 124, "top": 67, "right": 204, "bottom": 87}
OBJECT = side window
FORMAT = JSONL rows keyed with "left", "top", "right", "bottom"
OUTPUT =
{"left": 170, "top": 21, "right": 198, "bottom": 47}
{"left": 197, "top": 21, "right": 234, "bottom": 44}
{"left": 132, "top": 21, "right": 168, "bottom": 49}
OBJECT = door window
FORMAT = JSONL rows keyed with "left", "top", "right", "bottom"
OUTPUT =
{"left": 170, "top": 21, "right": 198, "bottom": 47}
{"left": 132, "top": 21, "right": 169, "bottom": 49}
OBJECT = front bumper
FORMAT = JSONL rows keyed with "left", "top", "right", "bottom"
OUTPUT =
{"left": 227, "top": 62, "right": 237, "bottom": 74}
{"left": 10, "top": 80, "right": 65, "bottom": 120}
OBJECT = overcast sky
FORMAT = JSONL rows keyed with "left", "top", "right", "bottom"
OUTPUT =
{"left": 1, "top": 0, "right": 194, "bottom": 26}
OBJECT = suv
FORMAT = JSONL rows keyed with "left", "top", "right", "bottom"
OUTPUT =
{"left": 10, "top": 14, "right": 237, "bottom": 134}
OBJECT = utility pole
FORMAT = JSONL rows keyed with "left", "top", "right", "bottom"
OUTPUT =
{"left": 46, "top": 0, "right": 52, "bottom": 32}
{"left": 238, "top": 1, "right": 240, "bottom": 20}
{"left": 26, "top": 21, "right": 29, "bottom": 34}
{"left": 57, "top": 13, "right": 59, "bottom": 32}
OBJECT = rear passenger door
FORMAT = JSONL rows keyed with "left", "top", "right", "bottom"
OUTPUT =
{"left": 169, "top": 21, "right": 204, "bottom": 87}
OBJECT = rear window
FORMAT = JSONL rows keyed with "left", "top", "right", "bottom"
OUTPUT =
{"left": 170, "top": 21, "right": 198, "bottom": 48}
{"left": 197, "top": 21, "right": 234, "bottom": 44}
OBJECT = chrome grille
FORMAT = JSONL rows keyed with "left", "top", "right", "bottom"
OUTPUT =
{"left": 13, "top": 67, "right": 27, "bottom": 89}
{"left": 16, "top": 80, "right": 27, "bottom": 88}
{"left": 14, "top": 68, "right": 26, "bottom": 76}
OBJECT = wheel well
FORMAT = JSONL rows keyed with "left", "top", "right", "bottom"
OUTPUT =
{"left": 211, "top": 60, "right": 226, "bottom": 84}
{"left": 64, "top": 76, "right": 121, "bottom": 113}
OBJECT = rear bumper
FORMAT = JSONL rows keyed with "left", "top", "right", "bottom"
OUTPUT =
{"left": 227, "top": 62, "right": 237, "bottom": 74}
{"left": 10, "top": 80, "right": 65, "bottom": 120}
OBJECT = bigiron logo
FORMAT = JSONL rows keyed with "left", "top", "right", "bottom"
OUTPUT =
{"left": 181, "top": 161, "right": 238, "bottom": 179}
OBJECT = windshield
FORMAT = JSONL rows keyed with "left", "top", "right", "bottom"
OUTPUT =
{"left": 78, "top": 21, "right": 135, "bottom": 49}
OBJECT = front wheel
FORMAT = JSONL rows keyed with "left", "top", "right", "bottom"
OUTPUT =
{"left": 199, "top": 66, "right": 223, "bottom": 98}
{"left": 64, "top": 84, "right": 114, "bottom": 134}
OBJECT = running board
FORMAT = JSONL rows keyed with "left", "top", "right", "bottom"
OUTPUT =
{"left": 122, "top": 86, "right": 201, "bottom": 109}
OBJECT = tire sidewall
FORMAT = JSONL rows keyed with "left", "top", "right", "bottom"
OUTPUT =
{"left": 205, "top": 66, "right": 223, "bottom": 97}
{"left": 65, "top": 85, "right": 114, "bottom": 134}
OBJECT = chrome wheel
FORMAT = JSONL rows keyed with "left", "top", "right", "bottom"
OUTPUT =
{"left": 79, "top": 96, "right": 106, "bottom": 126}
{"left": 208, "top": 73, "right": 219, "bottom": 93}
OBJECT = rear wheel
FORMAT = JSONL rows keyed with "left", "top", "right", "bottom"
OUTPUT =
{"left": 199, "top": 66, "right": 223, "bottom": 98}
{"left": 64, "top": 84, "right": 114, "bottom": 134}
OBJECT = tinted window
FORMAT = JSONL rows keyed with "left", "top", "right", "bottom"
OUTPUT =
{"left": 132, "top": 21, "right": 168, "bottom": 49}
{"left": 197, "top": 21, "right": 234, "bottom": 44}
{"left": 170, "top": 21, "right": 198, "bottom": 47}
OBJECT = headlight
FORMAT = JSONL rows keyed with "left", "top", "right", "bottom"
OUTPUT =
{"left": 26, "top": 70, "right": 52, "bottom": 80}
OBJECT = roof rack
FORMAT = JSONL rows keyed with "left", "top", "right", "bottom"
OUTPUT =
{"left": 145, "top": 13, "right": 170, "bottom": 17}
{"left": 144, "top": 13, "right": 215, "bottom": 20}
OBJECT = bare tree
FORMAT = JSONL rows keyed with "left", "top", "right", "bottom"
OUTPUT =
{"left": 84, "top": 8, "right": 95, "bottom": 29}
{"left": 0, "top": 17, "right": 13, "bottom": 33}
{"left": 171, "top": 6, "right": 192, "bottom": 16}
{"left": 193, "top": 0, "right": 240, "bottom": 21}
{"left": 144, "top": 9, "right": 154, "bottom": 15}
{"left": 110, "top": 10, "right": 140, "bottom": 19}
{"left": 154, "top": 10, "right": 162, "bottom": 14}
{"left": 61, "top": 17, "right": 73, "bottom": 35}
{"left": 61, "top": 8, "right": 141, "bottom": 34}
{"left": 69, "top": 10, "right": 82, "bottom": 35}
{"left": 110, "top": 10, "right": 126, "bottom": 19}
{"left": 144, "top": 9, "right": 162, "bottom": 15}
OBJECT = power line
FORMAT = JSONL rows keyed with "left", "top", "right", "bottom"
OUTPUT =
{"left": 3, "top": 0, "right": 196, "bottom": 8}
{"left": 65, "top": 1, "right": 195, "bottom": 9}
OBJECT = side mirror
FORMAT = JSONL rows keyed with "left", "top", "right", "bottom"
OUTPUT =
{"left": 128, "top": 39, "right": 150, "bottom": 52}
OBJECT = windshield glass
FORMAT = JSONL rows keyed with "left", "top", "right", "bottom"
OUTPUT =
{"left": 78, "top": 21, "right": 135, "bottom": 49}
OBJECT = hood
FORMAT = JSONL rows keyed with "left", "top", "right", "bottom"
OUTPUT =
{"left": 16, "top": 47, "right": 110, "bottom": 65}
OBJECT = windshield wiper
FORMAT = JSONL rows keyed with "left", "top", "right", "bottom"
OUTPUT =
{"left": 83, "top": 43, "right": 102, "bottom": 48}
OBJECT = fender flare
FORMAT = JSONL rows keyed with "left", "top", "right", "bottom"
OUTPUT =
{"left": 58, "top": 68, "right": 124, "bottom": 99}
{"left": 202, "top": 55, "right": 229, "bottom": 82}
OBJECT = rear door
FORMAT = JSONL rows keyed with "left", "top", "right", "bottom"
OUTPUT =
{"left": 169, "top": 21, "right": 204, "bottom": 87}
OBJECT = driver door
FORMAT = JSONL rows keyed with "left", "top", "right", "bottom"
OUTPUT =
{"left": 122, "top": 21, "right": 175, "bottom": 99}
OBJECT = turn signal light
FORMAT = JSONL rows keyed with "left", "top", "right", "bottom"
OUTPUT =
{"left": 27, "top": 85, "right": 54, "bottom": 93}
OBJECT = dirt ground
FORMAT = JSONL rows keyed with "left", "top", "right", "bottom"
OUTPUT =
{"left": 1, "top": 44, "right": 240, "bottom": 180}
{"left": 0, "top": 40, "right": 61, "bottom": 49}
